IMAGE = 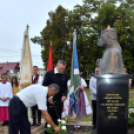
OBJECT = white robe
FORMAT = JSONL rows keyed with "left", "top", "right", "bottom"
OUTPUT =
{"left": 0, "top": 82, "right": 13, "bottom": 107}
{"left": 62, "top": 78, "right": 92, "bottom": 118}
{"left": 89, "top": 76, "right": 97, "bottom": 100}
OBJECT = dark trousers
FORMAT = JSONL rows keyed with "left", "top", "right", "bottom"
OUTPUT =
{"left": 92, "top": 100, "right": 97, "bottom": 126}
{"left": 31, "top": 105, "right": 41, "bottom": 123}
{"left": 9, "top": 96, "right": 31, "bottom": 134}
{"left": 44, "top": 102, "right": 63, "bottom": 134}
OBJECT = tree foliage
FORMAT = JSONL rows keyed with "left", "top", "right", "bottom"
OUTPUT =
{"left": 32, "top": 0, "right": 134, "bottom": 78}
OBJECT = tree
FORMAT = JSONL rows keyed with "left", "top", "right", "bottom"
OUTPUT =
{"left": 40, "top": 6, "right": 73, "bottom": 77}
{"left": 37, "top": 5, "right": 89, "bottom": 78}
{"left": 82, "top": 0, "right": 134, "bottom": 75}
{"left": 32, "top": 0, "right": 134, "bottom": 78}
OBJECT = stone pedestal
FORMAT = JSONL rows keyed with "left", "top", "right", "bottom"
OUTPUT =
{"left": 95, "top": 74, "right": 133, "bottom": 134}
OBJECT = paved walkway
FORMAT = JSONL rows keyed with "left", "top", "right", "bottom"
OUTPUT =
{"left": 1, "top": 119, "right": 134, "bottom": 134}
{"left": 0, "top": 124, "right": 45, "bottom": 134}
{"left": 0, "top": 119, "right": 91, "bottom": 134}
{"left": 1, "top": 123, "right": 134, "bottom": 134}
{"left": 0, "top": 120, "right": 46, "bottom": 134}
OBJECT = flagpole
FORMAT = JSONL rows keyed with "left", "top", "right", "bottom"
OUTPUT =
{"left": 69, "top": 28, "right": 80, "bottom": 132}
{"left": 71, "top": 29, "right": 77, "bottom": 87}
{"left": 28, "top": 24, "right": 32, "bottom": 122}
{"left": 73, "top": 29, "right": 79, "bottom": 101}
{"left": 20, "top": 24, "right": 32, "bottom": 122}
{"left": 27, "top": 24, "right": 29, "bottom": 30}
{"left": 26, "top": 24, "right": 31, "bottom": 121}
{"left": 73, "top": 29, "right": 78, "bottom": 132}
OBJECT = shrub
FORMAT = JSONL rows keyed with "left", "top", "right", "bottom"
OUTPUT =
{"left": 128, "top": 100, "right": 134, "bottom": 127}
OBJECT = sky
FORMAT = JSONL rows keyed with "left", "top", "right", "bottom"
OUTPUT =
{"left": 0, "top": 0, "right": 83, "bottom": 68}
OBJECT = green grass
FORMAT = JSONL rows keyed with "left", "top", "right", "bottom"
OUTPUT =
{"left": 129, "top": 86, "right": 134, "bottom": 92}
{"left": 67, "top": 86, "right": 134, "bottom": 121}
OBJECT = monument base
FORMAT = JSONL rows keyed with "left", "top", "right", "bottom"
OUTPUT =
{"left": 95, "top": 74, "right": 133, "bottom": 134}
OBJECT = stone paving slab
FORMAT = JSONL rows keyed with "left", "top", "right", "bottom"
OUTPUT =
{"left": 0, "top": 122, "right": 45, "bottom": 134}
{"left": 1, "top": 121, "right": 134, "bottom": 134}
{"left": 66, "top": 120, "right": 92, "bottom": 126}
{"left": 41, "top": 125, "right": 134, "bottom": 134}
{"left": 0, "top": 125, "right": 45, "bottom": 134}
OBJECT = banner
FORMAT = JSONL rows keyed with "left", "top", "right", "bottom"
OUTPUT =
{"left": 20, "top": 26, "right": 33, "bottom": 88}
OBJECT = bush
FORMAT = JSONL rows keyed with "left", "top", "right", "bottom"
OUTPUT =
{"left": 128, "top": 100, "right": 134, "bottom": 127}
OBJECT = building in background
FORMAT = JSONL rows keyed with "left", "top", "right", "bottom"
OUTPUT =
{"left": 0, "top": 62, "right": 45, "bottom": 81}
{"left": 0, "top": 62, "right": 20, "bottom": 74}
{"left": 0, "top": 62, "right": 20, "bottom": 82}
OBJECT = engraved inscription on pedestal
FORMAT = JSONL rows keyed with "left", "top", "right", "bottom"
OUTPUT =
{"left": 100, "top": 94, "right": 126, "bottom": 120}
{"left": 95, "top": 75, "right": 132, "bottom": 134}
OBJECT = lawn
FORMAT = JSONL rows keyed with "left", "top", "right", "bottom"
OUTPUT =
{"left": 67, "top": 86, "right": 134, "bottom": 121}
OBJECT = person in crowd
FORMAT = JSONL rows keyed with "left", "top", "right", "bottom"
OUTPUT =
{"left": 0, "top": 73, "right": 13, "bottom": 126}
{"left": 124, "top": 68, "right": 132, "bottom": 88}
{"left": 67, "top": 76, "right": 92, "bottom": 129}
{"left": 9, "top": 84, "right": 60, "bottom": 134}
{"left": 6, "top": 71, "right": 12, "bottom": 83}
{"left": 11, "top": 76, "right": 19, "bottom": 95}
{"left": 42, "top": 60, "right": 68, "bottom": 134}
{"left": 31, "top": 66, "right": 43, "bottom": 126}
{"left": 89, "top": 67, "right": 99, "bottom": 129}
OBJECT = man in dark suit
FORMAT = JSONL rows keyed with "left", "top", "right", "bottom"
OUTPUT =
{"left": 42, "top": 60, "right": 68, "bottom": 134}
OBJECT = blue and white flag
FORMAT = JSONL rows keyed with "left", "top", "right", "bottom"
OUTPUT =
{"left": 68, "top": 29, "right": 80, "bottom": 116}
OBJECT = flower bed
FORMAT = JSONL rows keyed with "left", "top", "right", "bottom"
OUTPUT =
{"left": 45, "top": 119, "right": 67, "bottom": 134}
{"left": 128, "top": 100, "right": 134, "bottom": 127}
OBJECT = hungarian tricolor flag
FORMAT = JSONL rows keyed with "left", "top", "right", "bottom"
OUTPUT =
{"left": 47, "top": 41, "right": 53, "bottom": 71}
{"left": 68, "top": 29, "right": 80, "bottom": 116}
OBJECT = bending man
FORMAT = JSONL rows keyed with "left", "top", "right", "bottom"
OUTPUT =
{"left": 9, "top": 84, "right": 60, "bottom": 134}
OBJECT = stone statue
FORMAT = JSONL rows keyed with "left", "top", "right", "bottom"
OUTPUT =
{"left": 98, "top": 26, "right": 124, "bottom": 74}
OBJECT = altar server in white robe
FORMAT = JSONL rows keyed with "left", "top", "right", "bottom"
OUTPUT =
{"left": 0, "top": 73, "right": 13, "bottom": 126}
{"left": 89, "top": 67, "right": 99, "bottom": 129}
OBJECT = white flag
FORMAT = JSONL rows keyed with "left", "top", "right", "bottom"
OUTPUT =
{"left": 20, "top": 26, "right": 33, "bottom": 88}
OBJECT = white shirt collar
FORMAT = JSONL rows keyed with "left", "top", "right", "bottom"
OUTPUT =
{"left": 54, "top": 67, "right": 64, "bottom": 74}
{"left": 54, "top": 67, "right": 59, "bottom": 74}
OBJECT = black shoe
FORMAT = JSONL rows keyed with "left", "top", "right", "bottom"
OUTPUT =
{"left": 78, "top": 126, "right": 81, "bottom": 130}
{"left": 31, "top": 122, "right": 36, "bottom": 126}
{"left": 1, "top": 121, "right": 8, "bottom": 126}
{"left": 6, "top": 121, "right": 9, "bottom": 126}
{"left": 92, "top": 125, "right": 96, "bottom": 129}
{"left": 74, "top": 126, "right": 79, "bottom": 131}
{"left": 36, "top": 122, "right": 41, "bottom": 126}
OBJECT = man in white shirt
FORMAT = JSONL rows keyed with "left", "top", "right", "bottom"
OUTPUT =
{"left": 89, "top": 67, "right": 99, "bottom": 129}
{"left": 31, "top": 66, "right": 43, "bottom": 126}
{"left": 9, "top": 84, "right": 60, "bottom": 134}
